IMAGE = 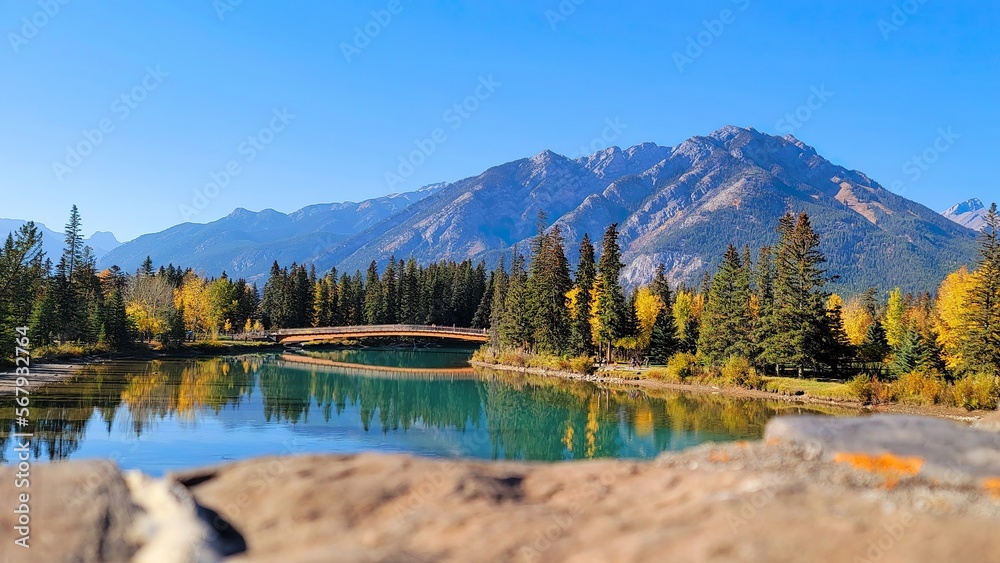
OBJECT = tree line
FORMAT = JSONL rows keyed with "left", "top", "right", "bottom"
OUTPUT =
{"left": 2, "top": 203, "right": 999, "bottom": 387}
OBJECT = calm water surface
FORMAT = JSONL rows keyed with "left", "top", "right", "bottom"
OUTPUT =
{"left": 0, "top": 349, "right": 850, "bottom": 475}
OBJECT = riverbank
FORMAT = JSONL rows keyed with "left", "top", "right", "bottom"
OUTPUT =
{"left": 471, "top": 360, "right": 991, "bottom": 422}
{"left": 0, "top": 341, "right": 287, "bottom": 396}
{"left": 3, "top": 414, "right": 1000, "bottom": 562}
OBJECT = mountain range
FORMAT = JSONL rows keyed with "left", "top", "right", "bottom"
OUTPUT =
{"left": 66, "top": 126, "right": 986, "bottom": 293}
{"left": 0, "top": 219, "right": 121, "bottom": 262}
{"left": 942, "top": 198, "right": 989, "bottom": 232}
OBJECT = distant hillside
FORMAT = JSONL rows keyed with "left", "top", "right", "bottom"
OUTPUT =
{"left": 314, "top": 126, "right": 975, "bottom": 294}
{"left": 943, "top": 198, "right": 989, "bottom": 232}
{"left": 98, "top": 184, "right": 445, "bottom": 280}
{"left": 0, "top": 219, "right": 120, "bottom": 261}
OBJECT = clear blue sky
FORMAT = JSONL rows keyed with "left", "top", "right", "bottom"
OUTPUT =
{"left": 2, "top": 0, "right": 997, "bottom": 241}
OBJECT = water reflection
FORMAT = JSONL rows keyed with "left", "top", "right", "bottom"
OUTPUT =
{"left": 0, "top": 351, "right": 857, "bottom": 474}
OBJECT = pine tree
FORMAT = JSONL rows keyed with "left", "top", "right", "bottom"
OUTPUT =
{"left": 698, "top": 245, "right": 753, "bottom": 365}
{"left": 759, "top": 213, "right": 830, "bottom": 376}
{"left": 594, "top": 224, "right": 626, "bottom": 362}
{"left": 649, "top": 306, "right": 679, "bottom": 363}
{"left": 488, "top": 256, "right": 509, "bottom": 346}
{"left": 570, "top": 234, "right": 596, "bottom": 355}
{"left": 364, "top": 261, "right": 384, "bottom": 325}
{"left": 961, "top": 203, "right": 1000, "bottom": 375}
{"left": 858, "top": 320, "right": 891, "bottom": 365}
{"left": 382, "top": 257, "right": 398, "bottom": 324}
{"left": 499, "top": 252, "right": 531, "bottom": 349}
{"left": 527, "top": 224, "right": 573, "bottom": 353}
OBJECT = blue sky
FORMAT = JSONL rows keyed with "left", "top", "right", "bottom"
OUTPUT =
{"left": 1, "top": 0, "right": 997, "bottom": 241}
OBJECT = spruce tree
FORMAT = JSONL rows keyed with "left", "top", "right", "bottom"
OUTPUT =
{"left": 961, "top": 203, "right": 1000, "bottom": 375}
{"left": 594, "top": 224, "right": 626, "bottom": 362}
{"left": 698, "top": 245, "right": 753, "bottom": 365}
{"left": 570, "top": 234, "right": 596, "bottom": 355}
{"left": 527, "top": 224, "right": 573, "bottom": 353}
{"left": 499, "top": 252, "right": 531, "bottom": 349}
{"left": 759, "top": 213, "right": 830, "bottom": 377}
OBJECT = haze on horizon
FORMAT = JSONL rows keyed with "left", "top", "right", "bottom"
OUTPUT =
{"left": 2, "top": 1, "right": 996, "bottom": 240}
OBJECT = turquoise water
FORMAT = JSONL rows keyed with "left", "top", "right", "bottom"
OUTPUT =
{"left": 0, "top": 349, "right": 845, "bottom": 476}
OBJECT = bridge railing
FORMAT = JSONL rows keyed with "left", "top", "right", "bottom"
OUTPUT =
{"left": 271, "top": 324, "right": 489, "bottom": 337}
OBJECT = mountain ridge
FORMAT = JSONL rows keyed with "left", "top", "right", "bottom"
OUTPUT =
{"left": 90, "top": 126, "right": 975, "bottom": 293}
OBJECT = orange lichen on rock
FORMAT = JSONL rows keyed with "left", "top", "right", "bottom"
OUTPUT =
{"left": 832, "top": 452, "right": 924, "bottom": 490}
{"left": 983, "top": 478, "right": 1000, "bottom": 499}
{"left": 708, "top": 451, "right": 732, "bottom": 463}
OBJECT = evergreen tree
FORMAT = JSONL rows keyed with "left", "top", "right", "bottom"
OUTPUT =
{"left": 961, "top": 203, "right": 1000, "bottom": 375}
{"left": 570, "top": 234, "right": 596, "bottom": 355}
{"left": 594, "top": 224, "right": 626, "bottom": 361}
{"left": 488, "top": 256, "right": 509, "bottom": 346}
{"left": 364, "top": 261, "right": 384, "bottom": 324}
{"left": 759, "top": 213, "right": 830, "bottom": 376}
{"left": 698, "top": 245, "right": 753, "bottom": 365}
{"left": 527, "top": 224, "right": 573, "bottom": 353}
{"left": 648, "top": 306, "right": 679, "bottom": 364}
{"left": 858, "top": 320, "right": 891, "bottom": 365}
{"left": 499, "top": 252, "right": 531, "bottom": 349}
{"left": 382, "top": 257, "right": 398, "bottom": 324}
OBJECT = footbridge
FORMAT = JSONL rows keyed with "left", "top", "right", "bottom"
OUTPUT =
{"left": 268, "top": 324, "right": 490, "bottom": 345}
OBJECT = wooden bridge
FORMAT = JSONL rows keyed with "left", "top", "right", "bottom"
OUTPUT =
{"left": 268, "top": 324, "right": 490, "bottom": 344}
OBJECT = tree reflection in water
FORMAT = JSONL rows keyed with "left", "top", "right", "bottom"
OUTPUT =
{"left": 0, "top": 354, "right": 858, "bottom": 465}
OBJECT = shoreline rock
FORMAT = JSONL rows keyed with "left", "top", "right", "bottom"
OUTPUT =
{"left": 2, "top": 414, "right": 1000, "bottom": 562}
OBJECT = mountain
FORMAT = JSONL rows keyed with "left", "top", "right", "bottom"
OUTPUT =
{"left": 313, "top": 126, "right": 974, "bottom": 294}
{"left": 0, "top": 219, "right": 121, "bottom": 261}
{"left": 942, "top": 198, "right": 989, "bottom": 231}
{"left": 98, "top": 184, "right": 446, "bottom": 281}
{"left": 97, "top": 126, "right": 977, "bottom": 294}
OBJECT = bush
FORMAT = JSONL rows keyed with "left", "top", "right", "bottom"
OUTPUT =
{"left": 951, "top": 374, "right": 999, "bottom": 411}
{"left": 847, "top": 375, "right": 876, "bottom": 405}
{"left": 721, "top": 357, "right": 764, "bottom": 390}
{"left": 568, "top": 356, "right": 596, "bottom": 375}
{"left": 891, "top": 370, "right": 946, "bottom": 405}
{"left": 663, "top": 352, "right": 698, "bottom": 382}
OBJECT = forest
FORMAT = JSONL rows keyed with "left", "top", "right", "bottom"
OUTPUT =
{"left": 1, "top": 204, "right": 999, "bottom": 408}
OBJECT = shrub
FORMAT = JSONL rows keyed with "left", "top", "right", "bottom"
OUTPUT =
{"left": 891, "top": 370, "right": 946, "bottom": 405}
{"left": 664, "top": 352, "right": 698, "bottom": 382}
{"left": 847, "top": 375, "right": 875, "bottom": 405}
{"left": 951, "top": 374, "right": 999, "bottom": 411}
{"left": 720, "top": 357, "right": 764, "bottom": 390}
{"left": 568, "top": 356, "right": 596, "bottom": 375}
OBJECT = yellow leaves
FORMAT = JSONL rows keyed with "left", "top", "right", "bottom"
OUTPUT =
{"left": 935, "top": 267, "right": 974, "bottom": 370}
{"left": 125, "top": 302, "right": 168, "bottom": 336}
{"left": 634, "top": 287, "right": 663, "bottom": 349}
{"left": 673, "top": 290, "right": 699, "bottom": 343}
{"left": 884, "top": 288, "right": 906, "bottom": 348}
{"left": 841, "top": 296, "right": 873, "bottom": 346}
{"left": 566, "top": 287, "right": 581, "bottom": 318}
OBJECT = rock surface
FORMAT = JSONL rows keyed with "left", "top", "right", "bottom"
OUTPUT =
{"left": 0, "top": 461, "right": 141, "bottom": 563}
{"left": 4, "top": 415, "right": 1000, "bottom": 562}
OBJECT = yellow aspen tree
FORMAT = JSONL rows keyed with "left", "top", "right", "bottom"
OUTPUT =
{"left": 884, "top": 288, "right": 906, "bottom": 347}
{"left": 935, "top": 267, "right": 974, "bottom": 371}
{"left": 841, "top": 296, "right": 873, "bottom": 346}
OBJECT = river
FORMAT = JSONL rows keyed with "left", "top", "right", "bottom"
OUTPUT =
{"left": 0, "top": 348, "right": 852, "bottom": 475}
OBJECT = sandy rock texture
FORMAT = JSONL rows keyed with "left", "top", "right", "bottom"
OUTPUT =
{"left": 3, "top": 415, "right": 1000, "bottom": 562}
